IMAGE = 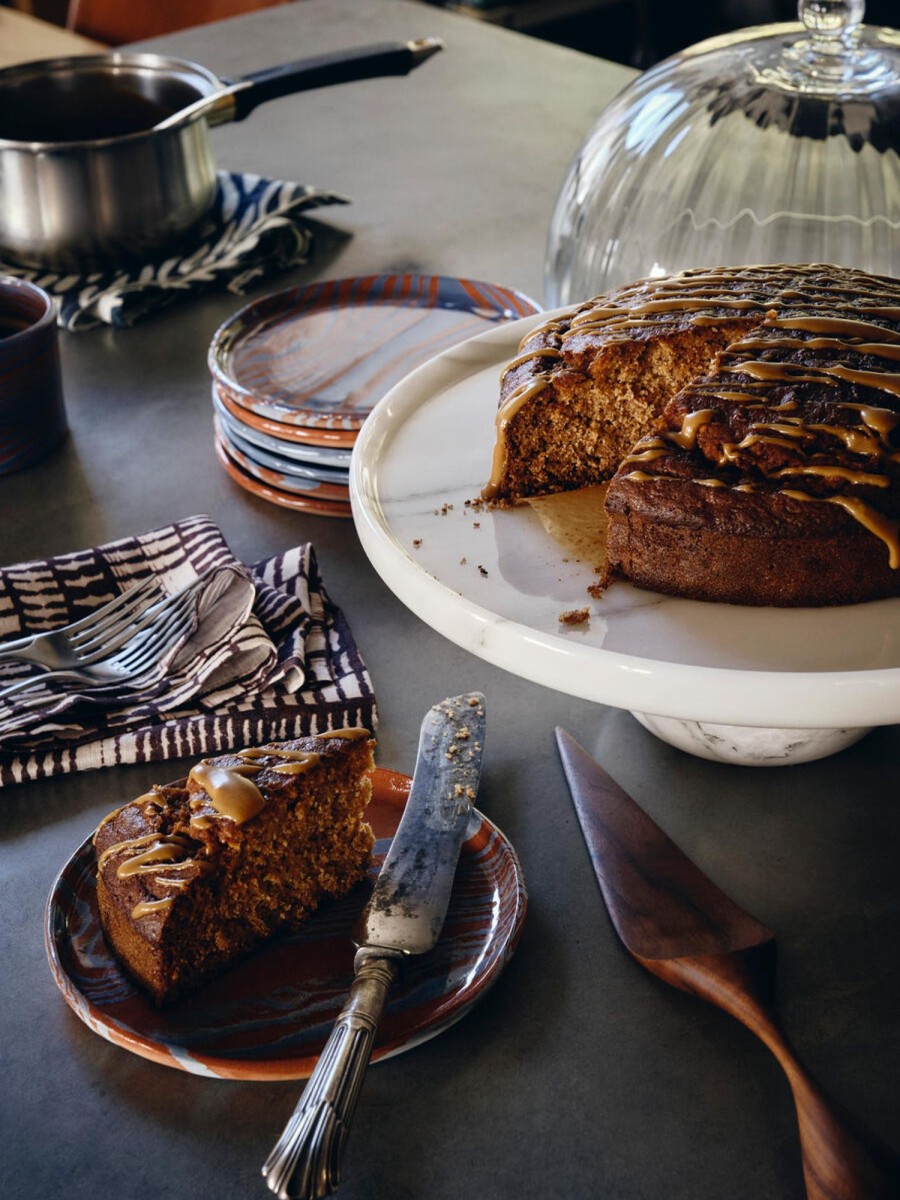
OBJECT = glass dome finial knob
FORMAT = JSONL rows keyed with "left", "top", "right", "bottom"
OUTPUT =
{"left": 799, "top": 0, "right": 865, "bottom": 42}
{"left": 779, "top": 0, "right": 894, "bottom": 90}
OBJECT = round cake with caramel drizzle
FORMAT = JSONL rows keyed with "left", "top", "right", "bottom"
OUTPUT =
{"left": 483, "top": 263, "right": 900, "bottom": 606}
{"left": 94, "top": 730, "right": 375, "bottom": 1005}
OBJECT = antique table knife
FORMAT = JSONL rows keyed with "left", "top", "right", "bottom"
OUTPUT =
{"left": 555, "top": 726, "right": 898, "bottom": 1200}
{"left": 263, "top": 693, "right": 487, "bottom": 1200}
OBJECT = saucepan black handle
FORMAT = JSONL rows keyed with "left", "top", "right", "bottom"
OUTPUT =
{"left": 232, "top": 37, "right": 443, "bottom": 122}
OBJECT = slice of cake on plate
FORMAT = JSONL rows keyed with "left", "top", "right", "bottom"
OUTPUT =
{"left": 94, "top": 729, "right": 375, "bottom": 1004}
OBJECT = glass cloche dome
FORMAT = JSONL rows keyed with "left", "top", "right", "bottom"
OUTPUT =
{"left": 544, "top": 0, "right": 900, "bottom": 306}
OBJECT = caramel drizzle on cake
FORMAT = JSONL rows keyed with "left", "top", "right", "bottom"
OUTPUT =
{"left": 187, "top": 730, "right": 371, "bottom": 826}
{"left": 485, "top": 264, "right": 900, "bottom": 566}
{"left": 100, "top": 731, "right": 372, "bottom": 921}
{"left": 97, "top": 830, "right": 201, "bottom": 920}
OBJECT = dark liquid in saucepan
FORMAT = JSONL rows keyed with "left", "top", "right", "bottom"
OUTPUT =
{"left": 0, "top": 80, "right": 179, "bottom": 142}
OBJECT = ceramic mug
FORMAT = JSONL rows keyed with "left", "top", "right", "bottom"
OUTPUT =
{"left": 0, "top": 277, "right": 66, "bottom": 474}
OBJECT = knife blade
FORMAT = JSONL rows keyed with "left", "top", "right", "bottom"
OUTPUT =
{"left": 263, "top": 693, "right": 486, "bottom": 1200}
{"left": 355, "top": 693, "right": 485, "bottom": 956}
{"left": 555, "top": 726, "right": 898, "bottom": 1200}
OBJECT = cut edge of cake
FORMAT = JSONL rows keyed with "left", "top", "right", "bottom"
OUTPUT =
{"left": 482, "top": 264, "right": 900, "bottom": 607}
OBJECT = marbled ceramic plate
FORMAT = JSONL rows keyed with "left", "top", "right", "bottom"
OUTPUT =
{"left": 212, "top": 391, "right": 353, "bottom": 470}
{"left": 214, "top": 414, "right": 350, "bottom": 487}
{"left": 349, "top": 313, "right": 900, "bottom": 738}
{"left": 215, "top": 437, "right": 352, "bottom": 518}
{"left": 45, "top": 769, "right": 526, "bottom": 1080}
{"left": 215, "top": 431, "right": 350, "bottom": 504}
{"left": 214, "top": 382, "right": 358, "bottom": 449}
{"left": 208, "top": 274, "right": 541, "bottom": 431}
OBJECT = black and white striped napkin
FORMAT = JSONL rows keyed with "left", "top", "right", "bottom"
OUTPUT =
{"left": 0, "top": 172, "right": 349, "bottom": 331}
{"left": 0, "top": 515, "right": 376, "bottom": 786}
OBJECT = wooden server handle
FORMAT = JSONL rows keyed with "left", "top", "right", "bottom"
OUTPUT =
{"left": 637, "top": 944, "right": 899, "bottom": 1200}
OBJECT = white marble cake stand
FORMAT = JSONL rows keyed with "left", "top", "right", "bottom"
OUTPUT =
{"left": 350, "top": 315, "right": 900, "bottom": 766}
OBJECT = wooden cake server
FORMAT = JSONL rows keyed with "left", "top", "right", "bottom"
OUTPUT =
{"left": 555, "top": 727, "right": 899, "bottom": 1200}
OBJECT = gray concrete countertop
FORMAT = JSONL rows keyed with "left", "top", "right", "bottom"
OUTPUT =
{"left": 2, "top": 3, "right": 899, "bottom": 1198}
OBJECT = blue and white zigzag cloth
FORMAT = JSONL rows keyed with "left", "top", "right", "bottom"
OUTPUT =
{"left": 0, "top": 172, "right": 349, "bottom": 331}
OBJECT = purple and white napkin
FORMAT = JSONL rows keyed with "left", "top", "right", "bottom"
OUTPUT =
{"left": 0, "top": 172, "right": 349, "bottom": 331}
{"left": 0, "top": 514, "right": 376, "bottom": 786}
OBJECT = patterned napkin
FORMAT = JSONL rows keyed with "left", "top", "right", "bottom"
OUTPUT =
{"left": 0, "top": 172, "right": 349, "bottom": 332}
{"left": 0, "top": 564, "right": 262, "bottom": 745}
{"left": 0, "top": 515, "right": 376, "bottom": 787}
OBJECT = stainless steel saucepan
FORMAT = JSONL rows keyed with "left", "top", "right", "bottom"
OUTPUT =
{"left": 0, "top": 38, "right": 442, "bottom": 270}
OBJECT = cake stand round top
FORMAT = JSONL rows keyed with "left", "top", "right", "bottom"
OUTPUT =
{"left": 349, "top": 314, "right": 900, "bottom": 754}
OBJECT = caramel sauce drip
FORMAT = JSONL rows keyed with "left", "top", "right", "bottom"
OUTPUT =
{"left": 747, "top": 422, "right": 810, "bottom": 439}
{"left": 733, "top": 335, "right": 900, "bottom": 362}
{"left": 272, "top": 757, "right": 320, "bottom": 776}
{"left": 98, "top": 828, "right": 203, "bottom": 922}
{"left": 238, "top": 746, "right": 315, "bottom": 760}
{"left": 114, "top": 836, "right": 197, "bottom": 878}
{"left": 132, "top": 897, "right": 174, "bottom": 919}
{"left": 664, "top": 409, "right": 713, "bottom": 449}
{"left": 829, "top": 364, "right": 900, "bottom": 398}
{"left": 847, "top": 405, "right": 900, "bottom": 438}
{"left": 95, "top": 793, "right": 160, "bottom": 835}
{"left": 765, "top": 314, "right": 900, "bottom": 343}
{"left": 622, "top": 412, "right": 714, "bottom": 464}
{"left": 773, "top": 465, "right": 889, "bottom": 488}
{"left": 722, "top": 360, "right": 839, "bottom": 387}
{"left": 701, "top": 389, "right": 773, "bottom": 404}
{"left": 499, "top": 347, "right": 562, "bottom": 382}
{"left": 621, "top": 442, "right": 670, "bottom": 466}
{"left": 188, "top": 761, "right": 265, "bottom": 824}
{"left": 102, "top": 732, "right": 374, "bottom": 924}
{"left": 97, "top": 831, "right": 191, "bottom": 873}
{"left": 620, "top": 470, "right": 900, "bottom": 566}
{"left": 781, "top": 489, "right": 900, "bottom": 567}
{"left": 805, "top": 423, "right": 879, "bottom": 456}
{"left": 187, "top": 734, "right": 370, "bottom": 820}
{"left": 720, "top": 434, "right": 803, "bottom": 461}
{"left": 315, "top": 726, "right": 370, "bottom": 739}
{"left": 484, "top": 371, "right": 556, "bottom": 500}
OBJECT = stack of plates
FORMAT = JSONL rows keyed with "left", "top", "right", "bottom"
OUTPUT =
{"left": 208, "top": 274, "right": 541, "bottom": 517}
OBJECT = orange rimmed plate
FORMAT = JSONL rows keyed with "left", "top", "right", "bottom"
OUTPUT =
{"left": 45, "top": 768, "right": 527, "bottom": 1080}
{"left": 215, "top": 421, "right": 350, "bottom": 503}
{"left": 215, "top": 382, "right": 359, "bottom": 449}
{"left": 208, "top": 273, "right": 541, "bottom": 432}
{"left": 215, "top": 437, "right": 352, "bottom": 518}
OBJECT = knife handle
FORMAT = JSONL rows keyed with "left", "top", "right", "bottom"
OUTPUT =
{"left": 262, "top": 946, "right": 403, "bottom": 1200}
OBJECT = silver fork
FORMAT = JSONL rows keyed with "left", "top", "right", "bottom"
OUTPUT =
{"left": 0, "top": 578, "right": 204, "bottom": 704}
{"left": 0, "top": 574, "right": 164, "bottom": 670}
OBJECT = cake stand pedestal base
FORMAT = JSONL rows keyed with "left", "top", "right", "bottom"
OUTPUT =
{"left": 631, "top": 712, "right": 872, "bottom": 766}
